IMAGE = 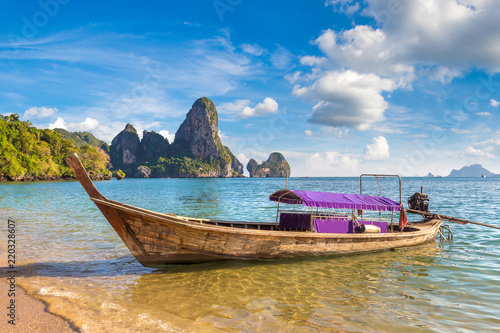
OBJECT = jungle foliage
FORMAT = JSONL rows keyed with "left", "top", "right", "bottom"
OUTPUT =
{"left": 0, "top": 114, "right": 110, "bottom": 181}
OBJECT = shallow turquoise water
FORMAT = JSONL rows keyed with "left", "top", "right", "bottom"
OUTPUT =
{"left": 1, "top": 177, "right": 499, "bottom": 332}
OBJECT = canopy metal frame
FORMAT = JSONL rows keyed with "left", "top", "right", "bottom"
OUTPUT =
{"left": 360, "top": 174, "right": 402, "bottom": 203}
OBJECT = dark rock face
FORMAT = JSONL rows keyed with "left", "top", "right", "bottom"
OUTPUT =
{"left": 108, "top": 97, "right": 244, "bottom": 178}
{"left": 175, "top": 97, "right": 223, "bottom": 161}
{"left": 141, "top": 130, "right": 169, "bottom": 163}
{"left": 171, "top": 97, "right": 241, "bottom": 177}
{"left": 136, "top": 166, "right": 152, "bottom": 178}
{"left": 247, "top": 153, "right": 291, "bottom": 178}
{"left": 247, "top": 159, "right": 259, "bottom": 176}
{"left": 110, "top": 124, "right": 142, "bottom": 170}
{"left": 225, "top": 146, "right": 244, "bottom": 175}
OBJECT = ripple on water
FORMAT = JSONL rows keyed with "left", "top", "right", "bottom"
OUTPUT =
{"left": 1, "top": 177, "right": 500, "bottom": 332}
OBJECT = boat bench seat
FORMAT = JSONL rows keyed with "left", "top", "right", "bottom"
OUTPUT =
{"left": 279, "top": 212, "right": 388, "bottom": 233}
{"left": 279, "top": 212, "right": 313, "bottom": 231}
{"left": 314, "top": 218, "right": 388, "bottom": 233}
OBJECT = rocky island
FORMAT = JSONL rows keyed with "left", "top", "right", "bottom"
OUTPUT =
{"left": 109, "top": 97, "right": 245, "bottom": 178}
{"left": 447, "top": 164, "right": 499, "bottom": 177}
{"left": 247, "top": 152, "right": 291, "bottom": 177}
{"left": 0, "top": 97, "right": 291, "bottom": 181}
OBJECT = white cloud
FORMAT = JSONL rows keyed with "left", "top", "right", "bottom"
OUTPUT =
{"left": 5, "top": 30, "right": 262, "bottom": 122}
{"left": 305, "top": 151, "right": 359, "bottom": 175}
{"left": 236, "top": 153, "right": 250, "bottom": 169}
{"left": 285, "top": 71, "right": 302, "bottom": 84}
{"left": 48, "top": 117, "right": 66, "bottom": 129}
{"left": 48, "top": 117, "right": 99, "bottom": 132}
{"left": 218, "top": 130, "right": 227, "bottom": 140}
{"left": 465, "top": 146, "right": 495, "bottom": 159}
{"left": 326, "top": 0, "right": 361, "bottom": 15}
{"left": 364, "top": 136, "right": 390, "bottom": 160}
{"left": 464, "top": 137, "right": 500, "bottom": 159}
{"left": 305, "top": 130, "right": 313, "bottom": 136}
{"left": 476, "top": 112, "right": 490, "bottom": 116}
{"left": 217, "top": 99, "right": 251, "bottom": 115}
{"left": 362, "top": 1, "right": 500, "bottom": 73}
{"left": 23, "top": 106, "right": 58, "bottom": 119}
{"left": 490, "top": 99, "right": 500, "bottom": 107}
{"left": 428, "top": 66, "right": 462, "bottom": 83}
{"left": 240, "top": 43, "right": 266, "bottom": 56}
{"left": 319, "top": 126, "right": 350, "bottom": 138}
{"left": 91, "top": 123, "right": 126, "bottom": 143}
{"left": 239, "top": 97, "right": 279, "bottom": 118}
{"left": 133, "top": 121, "right": 162, "bottom": 140}
{"left": 293, "top": 70, "right": 396, "bottom": 130}
{"left": 300, "top": 56, "right": 327, "bottom": 67}
{"left": 373, "top": 123, "right": 405, "bottom": 134}
{"left": 296, "top": 1, "right": 500, "bottom": 130}
{"left": 451, "top": 128, "right": 473, "bottom": 134}
{"left": 159, "top": 130, "right": 175, "bottom": 143}
{"left": 77, "top": 118, "right": 100, "bottom": 131}
{"left": 270, "top": 45, "right": 293, "bottom": 69}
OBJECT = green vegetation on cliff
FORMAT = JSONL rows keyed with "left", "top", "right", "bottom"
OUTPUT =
{"left": 247, "top": 152, "right": 291, "bottom": 177}
{"left": 146, "top": 155, "right": 232, "bottom": 178}
{"left": 54, "top": 128, "right": 109, "bottom": 153}
{"left": 0, "top": 114, "right": 111, "bottom": 181}
{"left": 110, "top": 97, "right": 242, "bottom": 178}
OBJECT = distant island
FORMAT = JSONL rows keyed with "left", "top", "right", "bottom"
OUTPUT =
{"left": 447, "top": 164, "right": 499, "bottom": 177}
{"left": 427, "top": 164, "right": 499, "bottom": 178}
{"left": 0, "top": 97, "right": 291, "bottom": 181}
{"left": 247, "top": 153, "right": 290, "bottom": 177}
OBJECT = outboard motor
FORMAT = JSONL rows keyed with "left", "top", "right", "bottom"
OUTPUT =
{"left": 408, "top": 192, "right": 429, "bottom": 212}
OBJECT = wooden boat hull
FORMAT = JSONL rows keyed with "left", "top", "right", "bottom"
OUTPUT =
{"left": 65, "top": 154, "right": 442, "bottom": 267}
{"left": 89, "top": 197, "right": 441, "bottom": 267}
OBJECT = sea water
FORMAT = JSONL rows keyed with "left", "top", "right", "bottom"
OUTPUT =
{"left": 0, "top": 177, "right": 499, "bottom": 332}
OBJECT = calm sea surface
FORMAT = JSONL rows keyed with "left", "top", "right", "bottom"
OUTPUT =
{"left": 1, "top": 177, "right": 499, "bottom": 332}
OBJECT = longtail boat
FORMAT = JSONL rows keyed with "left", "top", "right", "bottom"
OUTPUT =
{"left": 65, "top": 154, "right": 442, "bottom": 267}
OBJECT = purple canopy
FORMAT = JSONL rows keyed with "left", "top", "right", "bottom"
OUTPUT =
{"left": 269, "top": 189, "right": 401, "bottom": 211}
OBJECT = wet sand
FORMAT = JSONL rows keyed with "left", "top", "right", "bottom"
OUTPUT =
{"left": 0, "top": 278, "right": 79, "bottom": 332}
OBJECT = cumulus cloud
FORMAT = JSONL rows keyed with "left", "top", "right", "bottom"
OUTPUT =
{"left": 491, "top": 99, "right": 500, "bottom": 107}
{"left": 428, "top": 66, "right": 462, "bottom": 83}
{"left": 159, "top": 130, "right": 175, "bottom": 143}
{"left": 48, "top": 117, "right": 100, "bottom": 132}
{"left": 23, "top": 107, "right": 58, "bottom": 119}
{"left": 294, "top": 70, "right": 396, "bottom": 130}
{"left": 364, "top": 136, "right": 390, "bottom": 160}
{"left": 476, "top": 112, "right": 490, "bottom": 116}
{"left": 305, "top": 151, "right": 359, "bottom": 175}
{"left": 305, "top": 130, "right": 313, "bottom": 136}
{"left": 239, "top": 97, "right": 279, "bottom": 118}
{"left": 48, "top": 117, "right": 66, "bottom": 129}
{"left": 463, "top": 137, "right": 500, "bottom": 159}
{"left": 297, "top": 0, "right": 500, "bottom": 130}
{"left": 361, "top": 1, "right": 500, "bottom": 73}
{"left": 217, "top": 99, "right": 251, "bottom": 115}
{"left": 465, "top": 146, "right": 495, "bottom": 159}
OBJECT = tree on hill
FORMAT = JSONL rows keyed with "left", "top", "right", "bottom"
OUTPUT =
{"left": 0, "top": 114, "right": 111, "bottom": 181}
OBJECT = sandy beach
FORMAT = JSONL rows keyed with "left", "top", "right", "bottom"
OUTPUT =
{"left": 0, "top": 278, "right": 79, "bottom": 333}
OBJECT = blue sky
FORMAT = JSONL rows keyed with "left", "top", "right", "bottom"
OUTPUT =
{"left": 1, "top": 0, "right": 500, "bottom": 176}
